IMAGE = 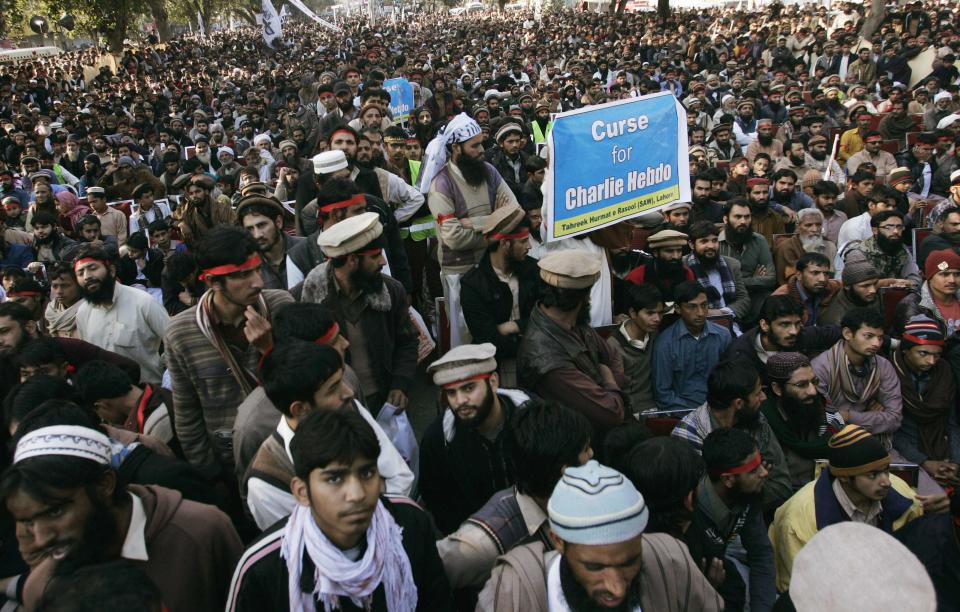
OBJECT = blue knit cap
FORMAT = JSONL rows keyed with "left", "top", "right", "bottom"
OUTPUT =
{"left": 548, "top": 460, "right": 649, "bottom": 546}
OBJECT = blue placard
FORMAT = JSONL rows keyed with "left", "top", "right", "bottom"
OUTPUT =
{"left": 544, "top": 91, "right": 690, "bottom": 241}
{"left": 383, "top": 78, "right": 414, "bottom": 124}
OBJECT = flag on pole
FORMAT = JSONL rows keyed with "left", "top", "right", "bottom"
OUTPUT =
{"left": 260, "top": 0, "right": 282, "bottom": 47}
{"left": 286, "top": 0, "right": 338, "bottom": 31}
{"left": 197, "top": 10, "right": 205, "bottom": 37}
{"left": 279, "top": 4, "right": 290, "bottom": 20}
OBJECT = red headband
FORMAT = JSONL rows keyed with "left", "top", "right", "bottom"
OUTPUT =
{"left": 746, "top": 178, "right": 769, "bottom": 187}
{"left": 491, "top": 229, "right": 530, "bottom": 241}
{"left": 865, "top": 135, "right": 883, "bottom": 142}
{"left": 73, "top": 257, "right": 108, "bottom": 272}
{"left": 320, "top": 193, "right": 365, "bottom": 213}
{"left": 442, "top": 373, "right": 492, "bottom": 389}
{"left": 315, "top": 322, "right": 340, "bottom": 345}
{"left": 709, "top": 451, "right": 762, "bottom": 478}
{"left": 902, "top": 333, "right": 945, "bottom": 346}
{"left": 199, "top": 253, "right": 261, "bottom": 281}
{"left": 329, "top": 128, "right": 355, "bottom": 143}
{"left": 8, "top": 290, "right": 41, "bottom": 297}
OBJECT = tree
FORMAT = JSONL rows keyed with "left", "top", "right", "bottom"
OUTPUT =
{"left": 657, "top": 0, "right": 668, "bottom": 21}
{"left": 858, "top": 0, "right": 885, "bottom": 41}
{"left": 41, "top": 0, "right": 144, "bottom": 51}
{"left": 144, "top": 0, "right": 171, "bottom": 41}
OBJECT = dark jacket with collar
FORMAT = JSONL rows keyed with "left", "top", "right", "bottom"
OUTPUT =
{"left": 486, "top": 147, "right": 530, "bottom": 196}
{"left": 301, "top": 261, "right": 418, "bottom": 394}
{"left": 117, "top": 247, "right": 165, "bottom": 287}
{"left": 258, "top": 233, "right": 305, "bottom": 290}
{"left": 460, "top": 252, "right": 539, "bottom": 359}
{"left": 418, "top": 389, "right": 531, "bottom": 534}
{"left": 725, "top": 325, "right": 841, "bottom": 389}
{"left": 226, "top": 496, "right": 454, "bottom": 612}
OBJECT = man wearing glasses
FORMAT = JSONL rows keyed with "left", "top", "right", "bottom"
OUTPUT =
{"left": 838, "top": 209, "right": 921, "bottom": 289}
{"left": 763, "top": 351, "right": 846, "bottom": 492}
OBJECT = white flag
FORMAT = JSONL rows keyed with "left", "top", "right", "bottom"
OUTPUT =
{"left": 197, "top": 10, "right": 205, "bottom": 37}
{"left": 286, "top": 0, "right": 338, "bottom": 31}
{"left": 279, "top": 4, "right": 290, "bottom": 20}
{"left": 260, "top": 0, "right": 282, "bottom": 47}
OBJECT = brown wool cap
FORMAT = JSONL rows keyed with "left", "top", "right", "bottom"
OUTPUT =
{"left": 647, "top": 229, "right": 688, "bottom": 250}
{"left": 427, "top": 343, "right": 497, "bottom": 387}
{"left": 538, "top": 250, "right": 602, "bottom": 289}
{"left": 483, "top": 203, "right": 525, "bottom": 238}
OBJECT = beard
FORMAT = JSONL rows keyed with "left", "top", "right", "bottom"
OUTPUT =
{"left": 789, "top": 153, "right": 806, "bottom": 166}
{"left": 453, "top": 381, "right": 495, "bottom": 427}
{"left": 79, "top": 272, "right": 117, "bottom": 306}
{"left": 725, "top": 223, "right": 753, "bottom": 244}
{"left": 196, "top": 151, "right": 211, "bottom": 165}
{"left": 350, "top": 264, "right": 384, "bottom": 295}
{"left": 736, "top": 406, "right": 762, "bottom": 429}
{"left": 62, "top": 492, "right": 120, "bottom": 567}
{"left": 456, "top": 153, "right": 487, "bottom": 187}
{"left": 559, "top": 556, "right": 642, "bottom": 612}
{"left": 781, "top": 391, "right": 825, "bottom": 435}
{"left": 697, "top": 250, "right": 718, "bottom": 266}
{"left": 809, "top": 149, "right": 827, "bottom": 161}
{"left": 799, "top": 234, "right": 825, "bottom": 252}
{"left": 758, "top": 133, "right": 774, "bottom": 146}
{"left": 66, "top": 149, "right": 80, "bottom": 162}
{"left": 34, "top": 231, "right": 55, "bottom": 245}
{"left": 876, "top": 233, "right": 903, "bottom": 254}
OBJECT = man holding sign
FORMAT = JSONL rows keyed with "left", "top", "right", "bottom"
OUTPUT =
{"left": 422, "top": 115, "right": 519, "bottom": 347}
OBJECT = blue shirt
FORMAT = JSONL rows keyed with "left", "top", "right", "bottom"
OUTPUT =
{"left": 652, "top": 319, "right": 731, "bottom": 413}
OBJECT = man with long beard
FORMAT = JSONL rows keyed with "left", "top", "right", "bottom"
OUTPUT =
{"left": 4, "top": 409, "right": 243, "bottom": 612}
{"left": 302, "top": 212, "right": 418, "bottom": 415}
{"left": 745, "top": 118, "right": 783, "bottom": 163}
{"left": 688, "top": 428, "right": 776, "bottom": 612}
{"left": 746, "top": 178, "right": 785, "bottom": 245}
{"left": 424, "top": 114, "right": 519, "bottom": 347}
{"left": 720, "top": 199, "right": 776, "bottom": 325}
{"left": 170, "top": 174, "right": 237, "bottom": 248}
{"left": 419, "top": 343, "right": 533, "bottom": 534}
{"left": 73, "top": 245, "right": 169, "bottom": 384}
{"left": 58, "top": 136, "right": 86, "bottom": 177}
{"left": 684, "top": 221, "right": 751, "bottom": 327}
{"left": 461, "top": 204, "right": 539, "bottom": 387}
{"left": 625, "top": 229, "right": 695, "bottom": 302}
{"left": 838, "top": 210, "right": 921, "bottom": 287}
{"left": 805, "top": 134, "right": 845, "bottom": 187}
{"left": 774, "top": 208, "right": 837, "bottom": 284}
{"left": 762, "top": 352, "right": 844, "bottom": 491}
{"left": 480, "top": 460, "right": 723, "bottom": 612}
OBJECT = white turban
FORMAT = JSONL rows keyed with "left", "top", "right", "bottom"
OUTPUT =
{"left": 417, "top": 114, "right": 482, "bottom": 194}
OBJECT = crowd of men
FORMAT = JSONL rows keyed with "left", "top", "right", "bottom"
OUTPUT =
{"left": 0, "top": 0, "right": 960, "bottom": 610}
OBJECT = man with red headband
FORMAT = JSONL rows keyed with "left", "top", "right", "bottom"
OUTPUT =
{"left": 687, "top": 428, "right": 775, "bottom": 612}
{"left": 460, "top": 203, "right": 538, "bottom": 388}
{"left": 301, "top": 212, "right": 418, "bottom": 417}
{"left": 73, "top": 245, "right": 169, "bottom": 384}
{"left": 419, "top": 342, "right": 532, "bottom": 534}
{"left": 846, "top": 130, "right": 898, "bottom": 183}
{"left": 164, "top": 225, "right": 294, "bottom": 480}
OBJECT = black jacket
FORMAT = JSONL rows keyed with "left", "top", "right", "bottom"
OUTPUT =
{"left": 418, "top": 391, "right": 529, "bottom": 534}
{"left": 460, "top": 253, "right": 539, "bottom": 359}
{"left": 486, "top": 147, "right": 529, "bottom": 196}
{"left": 227, "top": 496, "right": 454, "bottom": 612}
{"left": 116, "top": 248, "right": 165, "bottom": 287}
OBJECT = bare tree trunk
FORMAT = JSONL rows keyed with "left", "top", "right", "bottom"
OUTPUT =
{"left": 614, "top": 0, "right": 628, "bottom": 17}
{"left": 859, "top": 0, "right": 886, "bottom": 41}
{"left": 657, "top": 0, "right": 669, "bottom": 22}
{"left": 146, "top": 0, "right": 171, "bottom": 41}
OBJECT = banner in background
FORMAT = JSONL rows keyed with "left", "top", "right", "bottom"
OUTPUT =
{"left": 383, "top": 78, "right": 414, "bottom": 123}
{"left": 286, "top": 0, "right": 338, "bottom": 31}
{"left": 260, "top": 0, "right": 283, "bottom": 47}
{"left": 543, "top": 91, "right": 690, "bottom": 241}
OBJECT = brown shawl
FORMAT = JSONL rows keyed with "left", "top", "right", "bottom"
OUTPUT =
{"left": 893, "top": 348, "right": 956, "bottom": 460}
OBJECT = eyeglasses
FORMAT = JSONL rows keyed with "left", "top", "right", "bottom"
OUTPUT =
{"left": 785, "top": 377, "right": 819, "bottom": 389}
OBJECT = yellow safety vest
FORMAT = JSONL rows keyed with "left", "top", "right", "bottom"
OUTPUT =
{"left": 531, "top": 121, "right": 553, "bottom": 145}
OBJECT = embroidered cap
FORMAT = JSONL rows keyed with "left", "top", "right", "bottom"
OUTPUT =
{"left": 313, "top": 150, "right": 349, "bottom": 176}
{"left": 15, "top": 425, "right": 113, "bottom": 465}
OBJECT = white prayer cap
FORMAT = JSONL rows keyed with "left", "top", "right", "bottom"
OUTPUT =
{"left": 14, "top": 425, "right": 113, "bottom": 465}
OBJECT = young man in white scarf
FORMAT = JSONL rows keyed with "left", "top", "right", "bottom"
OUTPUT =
{"left": 226, "top": 408, "right": 453, "bottom": 612}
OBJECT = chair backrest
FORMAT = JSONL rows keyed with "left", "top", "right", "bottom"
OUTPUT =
{"left": 645, "top": 417, "right": 680, "bottom": 437}
{"left": 593, "top": 324, "right": 620, "bottom": 340}
{"left": 108, "top": 200, "right": 132, "bottom": 219}
{"left": 880, "top": 140, "right": 899, "bottom": 155}
{"left": 867, "top": 115, "right": 883, "bottom": 131}
{"left": 707, "top": 313, "right": 734, "bottom": 329}
{"left": 880, "top": 286, "right": 910, "bottom": 331}
{"left": 906, "top": 132, "right": 921, "bottom": 147}
{"left": 912, "top": 227, "right": 932, "bottom": 261}
{"left": 630, "top": 227, "right": 653, "bottom": 252}
{"left": 435, "top": 296, "right": 450, "bottom": 357}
